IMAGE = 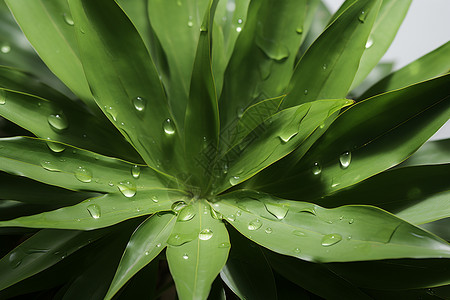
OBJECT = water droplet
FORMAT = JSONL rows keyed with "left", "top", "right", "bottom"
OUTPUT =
{"left": 279, "top": 132, "right": 297, "bottom": 143}
{"left": 365, "top": 38, "right": 373, "bottom": 49}
{"left": 312, "top": 162, "right": 321, "bottom": 175}
{"left": 265, "top": 203, "right": 288, "bottom": 220}
{"left": 292, "top": 230, "right": 306, "bottom": 237}
{"left": 46, "top": 141, "right": 65, "bottom": 153}
{"left": 163, "top": 118, "right": 175, "bottom": 135}
{"left": 156, "top": 243, "right": 161, "bottom": 248}
{"left": 178, "top": 205, "right": 196, "bottom": 221}
{"left": 219, "top": 242, "right": 231, "bottom": 248}
{"left": 105, "top": 106, "right": 117, "bottom": 121}
{"left": 304, "top": 89, "right": 308, "bottom": 95}
{"left": 117, "top": 181, "right": 137, "bottom": 198}
{"left": 74, "top": 167, "right": 92, "bottom": 183}
{"left": 48, "top": 113, "right": 69, "bottom": 131}
{"left": 131, "top": 165, "right": 141, "bottom": 178}
{"left": 236, "top": 26, "right": 242, "bottom": 32}
{"left": 248, "top": 219, "right": 262, "bottom": 231}
{"left": 200, "top": 24, "right": 208, "bottom": 32}
{"left": 237, "top": 18, "right": 243, "bottom": 24}
{"left": 133, "top": 96, "right": 146, "bottom": 112}
{"left": 108, "top": 182, "right": 114, "bottom": 187}
{"left": 25, "top": 248, "right": 49, "bottom": 254}
{"left": 265, "top": 227, "right": 273, "bottom": 234}
{"left": 321, "top": 233, "right": 342, "bottom": 247}
{"left": 293, "top": 247, "right": 301, "bottom": 254}
{"left": 40, "top": 160, "right": 60, "bottom": 172}
{"left": 171, "top": 201, "right": 187, "bottom": 213}
{"left": 296, "top": 27, "right": 303, "bottom": 34}
{"left": 145, "top": 251, "right": 149, "bottom": 255}
{"left": 187, "top": 16, "right": 193, "bottom": 28}
{"left": 182, "top": 254, "right": 189, "bottom": 260}
{"left": 63, "top": 13, "right": 74, "bottom": 26}
{"left": 358, "top": 10, "right": 367, "bottom": 23}
{"left": 348, "top": 219, "right": 354, "bottom": 224}
{"left": 0, "top": 89, "right": 6, "bottom": 104}
{"left": 229, "top": 176, "right": 240, "bottom": 186}
{"left": 339, "top": 151, "right": 351, "bottom": 169}
{"left": 1, "top": 44, "right": 11, "bottom": 54}
{"left": 236, "top": 211, "right": 242, "bottom": 217}
{"left": 87, "top": 204, "right": 101, "bottom": 219}
{"left": 9, "top": 251, "right": 22, "bottom": 269}
{"left": 211, "top": 209, "right": 223, "bottom": 220}
{"left": 167, "top": 232, "right": 195, "bottom": 246}
{"left": 322, "top": 63, "right": 327, "bottom": 70}
{"left": 226, "top": 214, "right": 236, "bottom": 222}
{"left": 199, "top": 229, "right": 213, "bottom": 240}
{"left": 151, "top": 195, "right": 159, "bottom": 203}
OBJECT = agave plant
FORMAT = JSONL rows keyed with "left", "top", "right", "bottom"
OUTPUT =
{"left": 0, "top": 0, "right": 449, "bottom": 298}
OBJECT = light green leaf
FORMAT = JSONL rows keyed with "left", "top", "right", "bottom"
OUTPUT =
{"left": 213, "top": 190, "right": 450, "bottom": 262}
{"left": 267, "top": 74, "right": 450, "bottom": 200}
{"left": 360, "top": 41, "right": 450, "bottom": 99}
{"left": 350, "top": 0, "right": 412, "bottom": 90}
{"left": 0, "top": 137, "right": 169, "bottom": 193}
{"left": 282, "top": 0, "right": 381, "bottom": 109}
{"left": 0, "top": 228, "right": 107, "bottom": 290}
{"left": 167, "top": 200, "right": 230, "bottom": 300}
{"left": 0, "top": 190, "right": 186, "bottom": 230}
{"left": 5, "top": 0, "right": 94, "bottom": 108}
{"left": 105, "top": 213, "right": 176, "bottom": 300}
{"left": 69, "top": 0, "right": 184, "bottom": 175}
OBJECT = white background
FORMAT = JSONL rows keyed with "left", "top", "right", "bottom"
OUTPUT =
{"left": 323, "top": 0, "right": 450, "bottom": 140}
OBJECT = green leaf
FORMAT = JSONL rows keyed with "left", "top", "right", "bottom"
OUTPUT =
{"left": 314, "top": 164, "right": 450, "bottom": 226}
{"left": 184, "top": 1, "right": 220, "bottom": 187}
{"left": 219, "top": 0, "right": 309, "bottom": 128}
{"left": 105, "top": 213, "right": 176, "bottom": 300}
{"left": 166, "top": 200, "right": 230, "bottom": 300}
{"left": 213, "top": 190, "right": 450, "bottom": 262}
{"left": 69, "top": 0, "right": 184, "bottom": 175}
{"left": 399, "top": 138, "right": 450, "bottom": 167}
{"left": 5, "top": 0, "right": 94, "bottom": 108}
{"left": 220, "top": 228, "right": 277, "bottom": 300}
{"left": 266, "top": 250, "right": 371, "bottom": 299}
{"left": 360, "top": 41, "right": 450, "bottom": 99}
{"left": 147, "top": 0, "right": 211, "bottom": 129}
{"left": 0, "top": 190, "right": 187, "bottom": 230}
{"left": 0, "top": 228, "right": 107, "bottom": 290}
{"left": 0, "top": 88, "right": 140, "bottom": 162}
{"left": 215, "top": 99, "right": 352, "bottom": 193}
{"left": 267, "top": 74, "right": 450, "bottom": 200}
{"left": 350, "top": 0, "right": 412, "bottom": 90}
{"left": 282, "top": 0, "right": 381, "bottom": 109}
{"left": 349, "top": 62, "right": 394, "bottom": 98}
{"left": 0, "top": 137, "right": 169, "bottom": 193}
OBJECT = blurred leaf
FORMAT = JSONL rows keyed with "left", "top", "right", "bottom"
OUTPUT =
{"left": 208, "top": 276, "right": 226, "bottom": 300}
{"left": 166, "top": 200, "right": 230, "bottom": 300}
{"left": 220, "top": 227, "right": 277, "bottom": 300}
{"left": 421, "top": 218, "right": 450, "bottom": 242}
{"left": 5, "top": 0, "right": 94, "bottom": 109}
{"left": 213, "top": 190, "right": 450, "bottom": 262}
{"left": 399, "top": 138, "right": 450, "bottom": 167}
{"left": 266, "top": 74, "right": 450, "bottom": 200}
{"left": 349, "top": 62, "right": 394, "bottom": 98}
{"left": 105, "top": 213, "right": 176, "bottom": 300}
{"left": 0, "top": 228, "right": 107, "bottom": 290}
{"left": 360, "top": 41, "right": 450, "bottom": 99}
{"left": 282, "top": 0, "right": 381, "bottom": 109}
{"left": 69, "top": 0, "right": 184, "bottom": 176}
{"left": 350, "top": 0, "right": 412, "bottom": 90}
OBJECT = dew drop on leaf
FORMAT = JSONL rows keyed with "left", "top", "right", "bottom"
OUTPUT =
{"left": 265, "top": 203, "right": 288, "bottom": 220}
{"left": 48, "top": 113, "right": 69, "bottom": 131}
{"left": 226, "top": 214, "right": 236, "bottom": 222}
{"left": 171, "top": 201, "right": 187, "bottom": 213}
{"left": 178, "top": 205, "right": 196, "bottom": 221}
{"left": 312, "top": 162, "right": 321, "bottom": 175}
{"left": 46, "top": 141, "right": 65, "bottom": 153}
{"left": 279, "top": 132, "right": 297, "bottom": 143}
{"left": 151, "top": 195, "right": 159, "bottom": 203}
{"left": 40, "top": 160, "right": 60, "bottom": 172}
{"left": 292, "top": 230, "right": 306, "bottom": 237}
{"left": 293, "top": 247, "right": 301, "bottom": 254}
{"left": 75, "top": 167, "right": 92, "bottom": 183}
{"left": 339, "top": 151, "right": 351, "bottom": 169}
{"left": 133, "top": 96, "right": 146, "bottom": 112}
{"left": 182, "top": 254, "right": 189, "bottom": 260}
{"left": 248, "top": 219, "right": 262, "bottom": 231}
{"left": 365, "top": 38, "right": 374, "bottom": 49}
{"left": 296, "top": 27, "right": 303, "bottom": 34}
{"left": 1, "top": 44, "right": 11, "bottom": 54}
{"left": 9, "top": 251, "right": 22, "bottom": 269}
{"left": 304, "top": 89, "right": 308, "bottom": 95}
{"left": 163, "top": 118, "right": 175, "bottom": 135}
{"left": 199, "top": 229, "right": 213, "bottom": 240}
{"left": 87, "top": 204, "right": 101, "bottom": 219}
{"left": 236, "top": 26, "right": 242, "bottom": 32}
{"left": 322, "top": 63, "right": 327, "bottom": 70}
{"left": 358, "top": 10, "right": 367, "bottom": 23}
{"left": 229, "top": 176, "right": 240, "bottom": 186}
{"left": 0, "top": 89, "right": 6, "bottom": 104}
{"left": 265, "top": 227, "right": 273, "bottom": 234}
{"left": 63, "top": 13, "right": 74, "bottom": 26}
{"left": 117, "top": 180, "right": 137, "bottom": 198}
{"left": 131, "top": 165, "right": 141, "bottom": 178}
{"left": 105, "top": 106, "right": 117, "bottom": 122}
{"left": 321, "top": 233, "right": 342, "bottom": 247}
{"left": 218, "top": 242, "right": 231, "bottom": 248}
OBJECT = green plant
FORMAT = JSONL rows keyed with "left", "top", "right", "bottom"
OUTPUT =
{"left": 0, "top": 0, "right": 449, "bottom": 298}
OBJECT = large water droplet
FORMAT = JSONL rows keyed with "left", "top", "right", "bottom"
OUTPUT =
{"left": 131, "top": 165, "right": 141, "bottom": 178}
{"left": 321, "top": 233, "right": 342, "bottom": 246}
{"left": 48, "top": 113, "right": 69, "bottom": 131}
{"left": 279, "top": 132, "right": 297, "bottom": 143}
{"left": 339, "top": 151, "right": 351, "bottom": 169}
{"left": 46, "top": 141, "right": 65, "bottom": 153}
{"left": 1, "top": 44, "right": 11, "bottom": 54}
{"left": 9, "top": 251, "right": 22, "bottom": 269}
{"left": 312, "top": 162, "right": 321, "bottom": 175}
{"left": 133, "top": 96, "right": 146, "bottom": 112}
{"left": 365, "top": 38, "right": 373, "bottom": 49}
{"left": 40, "top": 160, "right": 60, "bottom": 172}
{"left": 265, "top": 203, "right": 288, "bottom": 220}
{"left": 358, "top": 10, "right": 367, "bottom": 23}
{"left": 151, "top": 195, "right": 159, "bottom": 203}
{"left": 236, "top": 26, "right": 242, "bottom": 32}
{"left": 163, "top": 118, "right": 175, "bottom": 135}
{"left": 117, "top": 180, "right": 137, "bottom": 198}
{"left": 87, "top": 204, "right": 101, "bottom": 219}
{"left": 0, "top": 89, "right": 6, "bottom": 104}
{"left": 182, "top": 254, "right": 189, "bottom": 260}
{"left": 248, "top": 219, "right": 262, "bottom": 231}
{"left": 211, "top": 209, "right": 223, "bottom": 220}
{"left": 199, "top": 229, "right": 213, "bottom": 240}
{"left": 74, "top": 167, "right": 92, "bottom": 183}
{"left": 63, "top": 13, "right": 74, "bottom": 26}
{"left": 178, "top": 205, "right": 196, "bottom": 221}
{"left": 229, "top": 176, "right": 240, "bottom": 186}
{"left": 171, "top": 201, "right": 187, "bottom": 213}
{"left": 226, "top": 214, "right": 236, "bottom": 222}
{"left": 105, "top": 106, "right": 117, "bottom": 122}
